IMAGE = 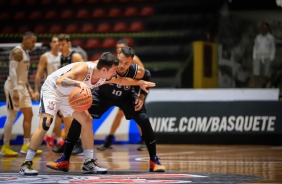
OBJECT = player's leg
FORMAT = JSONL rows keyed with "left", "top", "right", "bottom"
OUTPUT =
{"left": 136, "top": 125, "right": 147, "bottom": 151}
{"left": 97, "top": 108, "right": 124, "bottom": 151}
{"left": 44, "top": 113, "right": 62, "bottom": 149}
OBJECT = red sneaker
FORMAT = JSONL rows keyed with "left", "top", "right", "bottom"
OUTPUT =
{"left": 46, "top": 154, "right": 69, "bottom": 172}
{"left": 149, "top": 156, "right": 165, "bottom": 172}
{"left": 44, "top": 135, "right": 55, "bottom": 149}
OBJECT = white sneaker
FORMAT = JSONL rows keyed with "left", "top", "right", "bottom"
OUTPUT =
{"left": 82, "top": 159, "right": 107, "bottom": 174}
{"left": 19, "top": 161, "right": 38, "bottom": 176}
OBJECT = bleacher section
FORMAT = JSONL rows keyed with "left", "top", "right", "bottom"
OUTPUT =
{"left": 0, "top": 0, "right": 226, "bottom": 99}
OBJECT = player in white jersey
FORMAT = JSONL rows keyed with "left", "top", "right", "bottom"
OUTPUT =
{"left": 34, "top": 35, "right": 64, "bottom": 149}
{"left": 19, "top": 52, "right": 156, "bottom": 176}
{"left": 0, "top": 32, "right": 42, "bottom": 157}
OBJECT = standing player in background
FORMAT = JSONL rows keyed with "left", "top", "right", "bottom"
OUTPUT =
{"left": 34, "top": 35, "right": 65, "bottom": 149}
{"left": 0, "top": 32, "right": 42, "bottom": 156}
{"left": 97, "top": 39, "right": 146, "bottom": 151}
{"left": 51, "top": 34, "right": 85, "bottom": 155}
{"left": 47, "top": 47, "right": 165, "bottom": 173}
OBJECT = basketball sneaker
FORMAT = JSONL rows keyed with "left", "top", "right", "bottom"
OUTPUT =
{"left": 44, "top": 135, "right": 55, "bottom": 148}
{"left": 19, "top": 161, "right": 38, "bottom": 176}
{"left": 20, "top": 144, "right": 43, "bottom": 155}
{"left": 96, "top": 143, "right": 112, "bottom": 151}
{"left": 72, "top": 139, "right": 84, "bottom": 155}
{"left": 0, "top": 145, "right": 18, "bottom": 156}
{"left": 46, "top": 154, "right": 69, "bottom": 172}
{"left": 52, "top": 140, "right": 65, "bottom": 153}
{"left": 82, "top": 159, "right": 108, "bottom": 174}
{"left": 149, "top": 155, "right": 165, "bottom": 172}
{"left": 137, "top": 141, "right": 147, "bottom": 151}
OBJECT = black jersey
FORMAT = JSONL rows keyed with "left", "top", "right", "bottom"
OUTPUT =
{"left": 93, "top": 63, "right": 139, "bottom": 100}
{"left": 60, "top": 50, "right": 76, "bottom": 68}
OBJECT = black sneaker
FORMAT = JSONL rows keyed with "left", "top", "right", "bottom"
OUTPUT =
{"left": 72, "top": 139, "right": 84, "bottom": 155}
{"left": 52, "top": 140, "right": 65, "bottom": 153}
{"left": 96, "top": 143, "right": 112, "bottom": 151}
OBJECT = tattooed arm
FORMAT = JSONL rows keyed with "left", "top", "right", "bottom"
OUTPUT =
{"left": 56, "top": 62, "right": 91, "bottom": 95}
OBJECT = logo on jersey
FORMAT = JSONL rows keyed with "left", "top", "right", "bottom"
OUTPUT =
{"left": 116, "top": 84, "right": 130, "bottom": 90}
{"left": 47, "top": 101, "right": 56, "bottom": 111}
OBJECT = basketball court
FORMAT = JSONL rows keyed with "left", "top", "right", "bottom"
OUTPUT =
{"left": 0, "top": 144, "right": 281, "bottom": 183}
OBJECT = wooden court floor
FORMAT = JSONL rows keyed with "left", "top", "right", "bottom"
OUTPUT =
{"left": 0, "top": 144, "right": 282, "bottom": 183}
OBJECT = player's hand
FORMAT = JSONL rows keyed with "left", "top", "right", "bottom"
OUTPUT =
{"left": 79, "top": 82, "right": 92, "bottom": 96}
{"left": 138, "top": 80, "right": 155, "bottom": 93}
{"left": 134, "top": 97, "right": 144, "bottom": 111}
{"left": 33, "top": 91, "right": 40, "bottom": 101}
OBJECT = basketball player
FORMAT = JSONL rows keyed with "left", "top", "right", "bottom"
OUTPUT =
{"left": 97, "top": 39, "right": 146, "bottom": 151}
{"left": 46, "top": 47, "right": 165, "bottom": 173}
{"left": 19, "top": 52, "right": 155, "bottom": 175}
{"left": 33, "top": 35, "right": 65, "bottom": 149}
{"left": 0, "top": 32, "right": 42, "bottom": 156}
{"left": 52, "top": 34, "right": 84, "bottom": 155}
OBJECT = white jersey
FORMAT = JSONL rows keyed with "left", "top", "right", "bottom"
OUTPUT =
{"left": 253, "top": 33, "right": 275, "bottom": 60}
{"left": 7, "top": 45, "right": 30, "bottom": 85}
{"left": 45, "top": 51, "right": 61, "bottom": 75}
{"left": 43, "top": 62, "right": 106, "bottom": 96}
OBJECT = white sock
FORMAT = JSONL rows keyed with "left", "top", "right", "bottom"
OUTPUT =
{"left": 23, "top": 138, "right": 30, "bottom": 145}
{"left": 84, "top": 149, "right": 94, "bottom": 163}
{"left": 25, "top": 148, "right": 36, "bottom": 162}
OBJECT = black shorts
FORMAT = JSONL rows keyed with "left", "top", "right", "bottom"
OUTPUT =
{"left": 88, "top": 94, "right": 146, "bottom": 120}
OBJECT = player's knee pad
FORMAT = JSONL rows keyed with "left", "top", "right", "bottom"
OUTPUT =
{"left": 42, "top": 117, "right": 53, "bottom": 131}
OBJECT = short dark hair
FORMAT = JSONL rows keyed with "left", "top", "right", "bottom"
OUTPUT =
{"left": 116, "top": 39, "right": 128, "bottom": 46}
{"left": 58, "top": 34, "right": 70, "bottom": 42}
{"left": 23, "top": 31, "right": 36, "bottom": 37}
{"left": 97, "top": 52, "right": 120, "bottom": 70}
{"left": 120, "top": 46, "right": 135, "bottom": 59}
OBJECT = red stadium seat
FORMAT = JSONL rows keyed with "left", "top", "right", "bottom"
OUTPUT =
{"left": 85, "top": 38, "right": 101, "bottom": 49}
{"left": 29, "top": 11, "right": 42, "bottom": 20}
{"left": 108, "top": 7, "right": 122, "bottom": 18}
{"left": 26, "top": 0, "right": 36, "bottom": 5}
{"left": 34, "top": 24, "right": 47, "bottom": 34}
{"left": 113, "top": 22, "right": 128, "bottom": 32}
{"left": 90, "top": 53, "right": 102, "bottom": 61}
{"left": 92, "top": 8, "right": 107, "bottom": 18}
{"left": 81, "top": 23, "right": 95, "bottom": 33}
{"left": 2, "top": 26, "right": 14, "bottom": 34}
{"left": 102, "top": 37, "right": 117, "bottom": 48}
{"left": 18, "top": 25, "right": 30, "bottom": 34}
{"left": 97, "top": 22, "right": 111, "bottom": 33}
{"left": 129, "top": 21, "right": 144, "bottom": 32}
{"left": 65, "top": 24, "right": 79, "bottom": 33}
{"left": 121, "top": 37, "right": 134, "bottom": 46}
{"left": 0, "top": 12, "right": 10, "bottom": 20}
{"left": 76, "top": 9, "right": 90, "bottom": 19}
{"left": 49, "top": 24, "right": 63, "bottom": 34}
{"left": 60, "top": 9, "right": 74, "bottom": 19}
{"left": 71, "top": 38, "right": 84, "bottom": 47}
{"left": 14, "top": 11, "right": 26, "bottom": 20}
{"left": 45, "top": 10, "right": 57, "bottom": 20}
{"left": 124, "top": 6, "right": 139, "bottom": 17}
{"left": 10, "top": 0, "right": 21, "bottom": 6}
{"left": 140, "top": 6, "right": 155, "bottom": 16}
{"left": 41, "top": 0, "right": 52, "bottom": 5}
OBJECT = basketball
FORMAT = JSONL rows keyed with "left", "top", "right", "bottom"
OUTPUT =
{"left": 68, "top": 88, "right": 92, "bottom": 112}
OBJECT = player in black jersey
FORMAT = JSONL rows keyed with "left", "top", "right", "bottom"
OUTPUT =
{"left": 47, "top": 46, "right": 165, "bottom": 172}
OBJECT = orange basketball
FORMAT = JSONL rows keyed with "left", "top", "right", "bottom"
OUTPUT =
{"left": 68, "top": 88, "right": 92, "bottom": 112}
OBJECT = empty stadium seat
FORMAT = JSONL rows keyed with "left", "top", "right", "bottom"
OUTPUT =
{"left": 34, "top": 24, "right": 47, "bottom": 34}
{"left": 85, "top": 38, "right": 101, "bottom": 49}
{"left": 113, "top": 22, "right": 128, "bottom": 32}
{"left": 129, "top": 21, "right": 144, "bottom": 32}
{"left": 124, "top": 6, "right": 139, "bottom": 17}
{"left": 45, "top": 10, "right": 57, "bottom": 20}
{"left": 18, "top": 25, "right": 30, "bottom": 33}
{"left": 81, "top": 23, "right": 95, "bottom": 33}
{"left": 97, "top": 22, "right": 111, "bottom": 33}
{"left": 140, "top": 6, "right": 155, "bottom": 16}
{"left": 65, "top": 24, "right": 79, "bottom": 33}
{"left": 49, "top": 24, "right": 63, "bottom": 34}
{"left": 71, "top": 38, "right": 84, "bottom": 47}
{"left": 2, "top": 26, "right": 14, "bottom": 34}
{"left": 108, "top": 7, "right": 122, "bottom": 18}
{"left": 60, "top": 9, "right": 74, "bottom": 19}
{"left": 14, "top": 11, "right": 26, "bottom": 20}
{"left": 121, "top": 37, "right": 134, "bottom": 46}
{"left": 76, "top": 9, "right": 90, "bottom": 19}
{"left": 29, "top": 11, "right": 43, "bottom": 20}
{"left": 102, "top": 37, "right": 117, "bottom": 48}
{"left": 90, "top": 53, "right": 102, "bottom": 61}
{"left": 92, "top": 8, "right": 107, "bottom": 18}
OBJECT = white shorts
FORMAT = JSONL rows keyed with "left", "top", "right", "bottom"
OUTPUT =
{"left": 38, "top": 83, "right": 74, "bottom": 117}
{"left": 4, "top": 80, "right": 32, "bottom": 111}
{"left": 253, "top": 58, "right": 272, "bottom": 77}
